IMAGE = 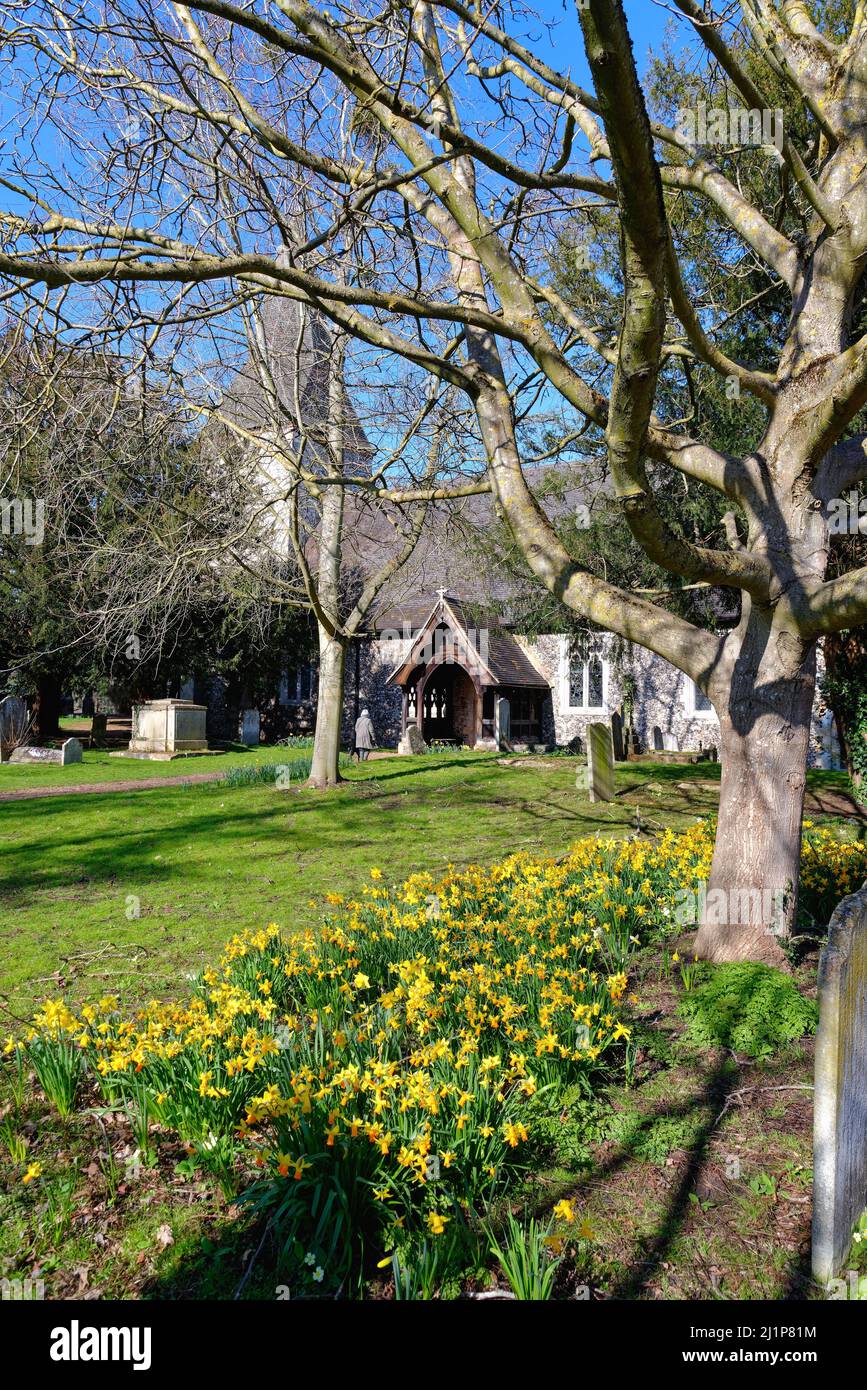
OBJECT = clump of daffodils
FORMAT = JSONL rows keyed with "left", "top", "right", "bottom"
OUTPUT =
{"left": 17, "top": 818, "right": 859, "bottom": 1253}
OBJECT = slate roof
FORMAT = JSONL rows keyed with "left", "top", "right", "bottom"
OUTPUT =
{"left": 341, "top": 463, "right": 598, "bottom": 627}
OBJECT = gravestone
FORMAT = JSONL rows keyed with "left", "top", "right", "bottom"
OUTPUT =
{"left": 0, "top": 695, "right": 28, "bottom": 759}
{"left": 497, "top": 696, "right": 511, "bottom": 748}
{"left": 90, "top": 713, "right": 108, "bottom": 748}
{"left": 239, "top": 709, "right": 260, "bottom": 747}
{"left": 9, "top": 745, "right": 60, "bottom": 765}
{"left": 61, "top": 737, "right": 83, "bottom": 765}
{"left": 586, "top": 721, "right": 615, "bottom": 802}
{"left": 8, "top": 737, "right": 82, "bottom": 767}
{"left": 398, "top": 721, "right": 428, "bottom": 755}
{"left": 611, "top": 710, "right": 624, "bottom": 761}
{"left": 812, "top": 883, "right": 867, "bottom": 1285}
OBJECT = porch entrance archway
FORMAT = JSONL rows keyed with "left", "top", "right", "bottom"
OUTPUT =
{"left": 411, "top": 663, "right": 478, "bottom": 744}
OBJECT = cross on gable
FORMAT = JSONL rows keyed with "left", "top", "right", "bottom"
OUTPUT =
{"left": 436, "top": 587, "right": 447, "bottom": 602}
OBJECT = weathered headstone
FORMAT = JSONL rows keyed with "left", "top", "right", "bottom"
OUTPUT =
{"left": 239, "top": 709, "right": 260, "bottom": 747}
{"left": 61, "top": 737, "right": 83, "bottom": 765}
{"left": 89, "top": 713, "right": 108, "bottom": 748}
{"left": 586, "top": 721, "right": 615, "bottom": 802}
{"left": 497, "top": 696, "right": 511, "bottom": 748}
{"left": 9, "top": 745, "right": 59, "bottom": 765}
{"left": 0, "top": 695, "right": 28, "bottom": 759}
{"left": 611, "top": 710, "right": 624, "bottom": 761}
{"left": 812, "top": 884, "right": 867, "bottom": 1285}
{"left": 398, "top": 721, "right": 428, "bottom": 755}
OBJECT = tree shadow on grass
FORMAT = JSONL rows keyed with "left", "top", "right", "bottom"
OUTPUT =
{"left": 526, "top": 1057, "right": 813, "bottom": 1301}
{"left": 1, "top": 762, "right": 622, "bottom": 908}
{"left": 137, "top": 1210, "right": 275, "bottom": 1302}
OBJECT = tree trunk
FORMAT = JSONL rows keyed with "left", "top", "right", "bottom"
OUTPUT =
{"left": 306, "top": 326, "right": 347, "bottom": 791}
{"left": 694, "top": 622, "right": 817, "bottom": 966}
{"left": 33, "top": 674, "right": 61, "bottom": 743}
{"left": 308, "top": 628, "right": 347, "bottom": 789}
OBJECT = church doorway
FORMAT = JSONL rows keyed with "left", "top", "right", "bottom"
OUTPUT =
{"left": 413, "top": 664, "right": 479, "bottom": 745}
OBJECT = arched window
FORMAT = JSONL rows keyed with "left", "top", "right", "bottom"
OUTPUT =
{"left": 567, "top": 635, "right": 606, "bottom": 710}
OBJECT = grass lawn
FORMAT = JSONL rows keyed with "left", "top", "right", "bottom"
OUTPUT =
{"left": 0, "top": 752, "right": 861, "bottom": 1301}
{"left": 0, "top": 750, "right": 856, "bottom": 1019}
{"left": 0, "top": 741, "right": 289, "bottom": 791}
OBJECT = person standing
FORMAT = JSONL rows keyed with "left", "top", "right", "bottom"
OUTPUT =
{"left": 354, "top": 708, "right": 375, "bottom": 761}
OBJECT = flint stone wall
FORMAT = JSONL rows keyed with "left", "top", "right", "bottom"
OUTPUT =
{"left": 232, "top": 629, "right": 845, "bottom": 761}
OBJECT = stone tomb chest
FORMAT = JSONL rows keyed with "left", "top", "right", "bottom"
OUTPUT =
{"left": 122, "top": 698, "right": 209, "bottom": 759}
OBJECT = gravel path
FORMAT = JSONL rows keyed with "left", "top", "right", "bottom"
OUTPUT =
{"left": 0, "top": 771, "right": 227, "bottom": 802}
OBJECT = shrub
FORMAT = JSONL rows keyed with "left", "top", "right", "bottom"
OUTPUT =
{"left": 677, "top": 962, "right": 818, "bottom": 1058}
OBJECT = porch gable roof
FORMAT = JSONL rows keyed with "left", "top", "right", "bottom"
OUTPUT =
{"left": 385, "top": 593, "right": 549, "bottom": 690}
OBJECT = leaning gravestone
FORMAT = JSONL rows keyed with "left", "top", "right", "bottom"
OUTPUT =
{"left": 586, "top": 721, "right": 615, "bottom": 802}
{"left": 812, "top": 883, "right": 867, "bottom": 1286}
{"left": 61, "top": 737, "right": 83, "bottom": 765}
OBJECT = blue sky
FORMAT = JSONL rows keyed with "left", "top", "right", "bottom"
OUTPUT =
{"left": 516, "top": 0, "right": 682, "bottom": 83}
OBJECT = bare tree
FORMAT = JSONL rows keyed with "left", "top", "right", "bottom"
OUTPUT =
{"left": 213, "top": 288, "right": 476, "bottom": 786}
{"left": 1, "top": 307, "right": 476, "bottom": 786}
{"left": 0, "top": 1, "right": 866, "bottom": 957}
